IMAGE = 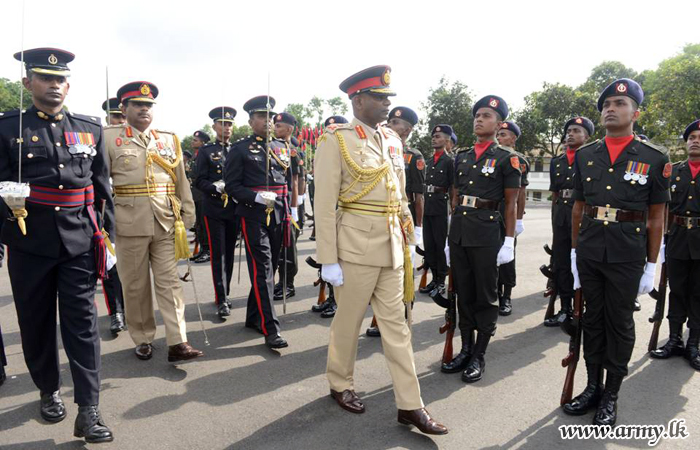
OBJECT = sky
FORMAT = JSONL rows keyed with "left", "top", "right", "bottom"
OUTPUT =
{"left": 0, "top": 0, "right": 696, "bottom": 137}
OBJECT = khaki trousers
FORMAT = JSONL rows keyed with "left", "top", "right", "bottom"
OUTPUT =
{"left": 327, "top": 259, "right": 423, "bottom": 410}
{"left": 116, "top": 219, "right": 188, "bottom": 346}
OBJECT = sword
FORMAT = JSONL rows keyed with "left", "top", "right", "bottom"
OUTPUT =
{"left": 182, "top": 258, "right": 210, "bottom": 346}
{"left": 264, "top": 72, "right": 273, "bottom": 226}
{"left": 237, "top": 229, "right": 243, "bottom": 284}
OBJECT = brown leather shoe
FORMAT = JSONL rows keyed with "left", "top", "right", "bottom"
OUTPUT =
{"left": 167, "top": 342, "right": 204, "bottom": 362}
{"left": 330, "top": 389, "right": 365, "bottom": 414}
{"left": 398, "top": 408, "right": 448, "bottom": 435}
{"left": 135, "top": 343, "right": 153, "bottom": 360}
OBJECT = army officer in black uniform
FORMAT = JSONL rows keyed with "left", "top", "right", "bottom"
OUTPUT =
{"left": 565, "top": 79, "right": 669, "bottom": 426}
{"left": 0, "top": 48, "right": 114, "bottom": 443}
{"left": 387, "top": 107, "right": 424, "bottom": 226}
{"left": 195, "top": 107, "right": 239, "bottom": 319}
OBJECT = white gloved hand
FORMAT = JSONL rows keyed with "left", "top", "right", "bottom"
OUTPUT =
{"left": 321, "top": 263, "right": 344, "bottom": 287}
{"left": 254, "top": 191, "right": 277, "bottom": 208}
{"left": 106, "top": 246, "right": 117, "bottom": 271}
{"left": 444, "top": 243, "right": 450, "bottom": 267}
{"left": 213, "top": 180, "right": 225, "bottom": 194}
{"left": 571, "top": 249, "right": 581, "bottom": 290}
{"left": 658, "top": 243, "right": 666, "bottom": 265}
{"left": 297, "top": 194, "right": 305, "bottom": 205}
{"left": 515, "top": 219, "right": 525, "bottom": 237}
{"left": 410, "top": 245, "right": 416, "bottom": 268}
{"left": 414, "top": 226, "right": 423, "bottom": 247}
{"left": 496, "top": 236, "right": 515, "bottom": 266}
{"left": 638, "top": 261, "right": 657, "bottom": 295}
{"left": 291, "top": 208, "right": 299, "bottom": 222}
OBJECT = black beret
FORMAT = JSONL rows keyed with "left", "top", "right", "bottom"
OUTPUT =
{"left": 209, "top": 106, "right": 237, "bottom": 122}
{"left": 193, "top": 130, "right": 211, "bottom": 143}
{"left": 339, "top": 65, "right": 395, "bottom": 97}
{"left": 324, "top": 115, "right": 348, "bottom": 127}
{"left": 683, "top": 120, "right": 700, "bottom": 141}
{"left": 117, "top": 81, "right": 158, "bottom": 104}
{"left": 472, "top": 95, "right": 509, "bottom": 120}
{"left": 274, "top": 112, "right": 297, "bottom": 127}
{"left": 431, "top": 124, "right": 454, "bottom": 137}
{"left": 563, "top": 116, "right": 594, "bottom": 137}
{"left": 499, "top": 121, "right": 521, "bottom": 137}
{"left": 15, "top": 47, "right": 74, "bottom": 76}
{"left": 450, "top": 132, "right": 458, "bottom": 144}
{"left": 101, "top": 97, "right": 123, "bottom": 115}
{"left": 388, "top": 107, "right": 418, "bottom": 126}
{"left": 597, "top": 78, "right": 643, "bottom": 112}
{"left": 183, "top": 150, "right": 193, "bottom": 158}
{"left": 243, "top": 95, "right": 276, "bottom": 115}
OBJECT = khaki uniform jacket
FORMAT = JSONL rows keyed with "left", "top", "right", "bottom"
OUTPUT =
{"left": 314, "top": 118, "right": 414, "bottom": 270}
{"left": 105, "top": 124, "right": 195, "bottom": 237}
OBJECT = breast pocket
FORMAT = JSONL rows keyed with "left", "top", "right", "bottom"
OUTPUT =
{"left": 114, "top": 149, "right": 139, "bottom": 173}
{"left": 615, "top": 172, "right": 649, "bottom": 202}
{"left": 22, "top": 144, "right": 48, "bottom": 178}
{"left": 337, "top": 213, "right": 372, "bottom": 255}
{"left": 581, "top": 168, "right": 602, "bottom": 197}
{"left": 71, "top": 150, "right": 95, "bottom": 177}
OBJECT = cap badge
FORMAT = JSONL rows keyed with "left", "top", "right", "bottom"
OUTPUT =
{"left": 436, "top": 126, "right": 441, "bottom": 132}
{"left": 489, "top": 98, "right": 499, "bottom": 108}
{"left": 225, "top": 112, "right": 232, "bottom": 118}
{"left": 395, "top": 110, "right": 402, "bottom": 117}
{"left": 501, "top": 123, "right": 508, "bottom": 128}
{"left": 140, "top": 84, "right": 151, "bottom": 96}
{"left": 329, "top": 118, "right": 335, "bottom": 124}
{"left": 277, "top": 114, "right": 282, "bottom": 120}
{"left": 382, "top": 69, "right": 391, "bottom": 85}
{"left": 48, "top": 54, "right": 58, "bottom": 65}
{"left": 616, "top": 83, "right": 627, "bottom": 93}
{"left": 575, "top": 118, "right": 583, "bottom": 124}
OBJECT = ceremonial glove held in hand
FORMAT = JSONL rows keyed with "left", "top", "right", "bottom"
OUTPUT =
{"left": 291, "top": 208, "right": 299, "bottom": 222}
{"left": 515, "top": 219, "right": 525, "bottom": 237}
{"left": 213, "top": 180, "right": 225, "bottom": 194}
{"left": 658, "top": 243, "right": 666, "bottom": 265}
{"left": 255, "top": 191, "right": 277, "bottom": 208}
{"left": 106, "top": 245, "right": 117, "bottom": 271}
{"left": 321, "top": 263, "right": 344, "bottom": 287}
{"left": 638, "top": 262, "right": 657, "bottom": 295}
{"left": 414, "top": 226, "right": 423, "bottom": 247}
{"left": 444, "top": 243, "right": 450, "bottom": 267}
{"left": 571, "top": 249, "right": 580, "bottom": 290}
{"left": 496, "top": 236, "right": 515, "bottom": 266}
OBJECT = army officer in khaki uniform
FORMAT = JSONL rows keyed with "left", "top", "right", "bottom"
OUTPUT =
{"left": 314, "top": 65, "right": 447, "bottom": 435}
{"left": 106, "top": 81, "right": 203, "bottom": 363}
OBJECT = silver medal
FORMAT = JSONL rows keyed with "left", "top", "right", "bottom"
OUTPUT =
{"left": 638, "top": 176, "right": 647, "bottom": 185}
{"left": 623, "top": 172, "right": 632, "bottom": 181}
{"left": 632, "top": 173, "right": 640, "bottom": 181}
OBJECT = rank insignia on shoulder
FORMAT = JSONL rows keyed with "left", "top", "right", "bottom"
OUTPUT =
{"left": 663, "top": 162, "right": 672, "bottom": 178}
{"left": 510, "top": 155, "right": 520, "bottom": 170}
{"left": 587, "top": 161, "right": 594, "bottom": 166}
{"left": 116, "top": 137, "right": 122, "bottom": 147}
{"left": 355, "top": 125, "right": 367, "bottom": 140}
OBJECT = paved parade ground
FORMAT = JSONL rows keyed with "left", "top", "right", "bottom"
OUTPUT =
{"left": 0, "top": 205, "right": 697, "bottom": 449}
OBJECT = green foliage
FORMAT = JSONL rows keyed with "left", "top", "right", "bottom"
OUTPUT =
{"left": 325, "top": 97, "right": 348, "bottom": 116}
{"left": 0, "top": 78, "right": 32, "bottom": 111}
{"left": 284, "top": 102, "right": 310, "bottom": 128}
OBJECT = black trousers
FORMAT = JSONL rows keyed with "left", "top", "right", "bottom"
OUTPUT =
{"left": 667, "top": 257, "right": 700, "bottom": 330}
{"left": 498, "top": 238, "right": 517, "bottom": 288}
{"left": 8, "top": 248, "right": 100, "bottom": 405}
{"left": 552, "top": 205, "right": 574, "bottom": 302}
{"left": 194, "top": 200, "right": 209, "bottom": 253}
{"left": 100, "top": 265, "right": 124, "bottom": 315}
{"left": 204, "top": 215, "right": 239, "bottom": 304}
{"left": 577, "top": 257, "right": 644, "bottom": 376}
{"left": 0, "top": 323, "right": 6, "bottom": 369}
{"left": 452, "top": 244, "right": 500, "bottom": 336}
{"left": 240, "top": 217, "right": 282, "bottom": 336}
{"left": 277, "top": 226, "right": 299, "bottom": 285}
{"left": 424, "top": 214, "right": 448, "bottom": 283}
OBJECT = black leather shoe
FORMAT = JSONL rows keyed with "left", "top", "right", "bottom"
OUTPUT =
{"left": 312, "top": 300, "right": 332, "bottom": 313}
{"left": 441, "top": 351, "right": 471, "bottom": 373}
{"left": 498, "top": 296, "right": 512, "bottom": 316}
{"left": 273, "top": 282, "right": 283, "bottom": 298}
{"left": 265, "top": 334, "right": 289, "bottom": 349}
{"left": 398, "top": 408, "right": 448, "bottom": 435}
{"left": 194, "top": 251, "right": 210, "bottom": 264}
{"left": 563, "top": 363, "right": 604, "bottom": 415}
{"left": 429, "top": 283, "right": 446, "bottom": 300}
{"left": 544, "top": 310, "right": 566, "bottom": 327}
{"left": 0, "top": 364, "right": 6, "bottom": 387}
{"left": 40, "top": 391, "right": 67, "bottom": 423}
{"left": 320, "top": 299, "right": 337, "bottom": 318}
{"left": 245, "top": 322, "right": 264, "bottom": 334}
{"left": 135, "top": 343, "right": 153, "bottom": 360}
{"left": 650, "top": 322, "right": 685, "bottom": 359}
{"left": 685, "top": 329, "right": 700, "bottom": 371}
{"left": 109, "top": 312, "right": 126, "bottom": 334}
{"left": 419, "top": 280, "right": 437, "bottom": 294}
{"left": 218, "top": 301, "right": 231, "bottom": 318}
{"left": 74, "top": 405, "right": 114, "bottom": 443}
{"left": 274, "top": 284, "right": 295, "bottom": 301}
{"left": 366, "top": 326, "right": 380, "bottom": 337}
{"left": 462, "top": 356, "right": 485, "bottom": 383}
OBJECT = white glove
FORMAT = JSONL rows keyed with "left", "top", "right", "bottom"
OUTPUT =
{"left": 106, "top": 245, "right": 117, "bottom": 271}
{"left": 659, "top": 243, "right": 666, "bottom": 265}
{"left": 321, "top": 263, "right": 344, "bottom": 287}
{"left": 291, "top": 208, "right": 299, "bottom": 222}
{"left": 410, "top": 245, "right": 416, "bottom": 268}
{"left": 444, "top": 243, "right": 450, "bottom": 267}
{"left": 213, "top": 180, "right": 225, "bottom": 194}
{"left": 571, "top": 249, "right": 581, "bottom": 290}
{"left": 297, "top": 194, "right": 305, "bottom": 205}
{"left": 254, "top": 191, "right": 277, "bottom": 208}
{"left": 496, "top": 236, "right": 515, "bottom": 266}
{"left": 638, "top": 262, "right": 657, "bottom": 295}
{"left": 515, "top": 219, "right": 525, "bottom": 237}
{"left": 414, "top": 226, "right": 423, "bottom": 247}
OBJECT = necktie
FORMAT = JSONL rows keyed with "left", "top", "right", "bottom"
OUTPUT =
{"left": 140, "top": 132, "right": 150, "bottom": 146}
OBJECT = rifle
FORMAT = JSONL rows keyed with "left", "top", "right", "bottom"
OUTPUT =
{"left": 648, "top": 205, "right": 671, "bottom": 352}
{"left": 541, "top": 244, "right": 558, "bottom": 321}
{"left": 415, "top": 246, "right": 428, "bottom": 290}
{"left": 439, "top": 268, "right": 456, "bottom": 364}
{"left": 305, "top": 256, "right": 326, "bottom": 305}
{"left": 561, "top": 289, "right": 583, "bottom": 405}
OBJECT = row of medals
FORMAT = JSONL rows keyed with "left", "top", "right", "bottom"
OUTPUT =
{"left": 623, "top": 171, "right": 648, "bottom": 185}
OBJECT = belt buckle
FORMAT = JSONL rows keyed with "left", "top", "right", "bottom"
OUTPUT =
{"left": 595, "top": 206, "right": 617, "bottom": 223}
{"left": 427, "top": 185, "right": 435, "bottom": 193}
{"left": 462, "top": 195, "right": 477, "bottom": 208}
{"left": 688, "top": 218, "right": 693, "bottom": 230}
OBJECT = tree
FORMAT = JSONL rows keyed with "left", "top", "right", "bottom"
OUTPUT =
{"left": 579, "top": 61, "right": 638, "bottom": 94}
{"left": 306, "top": 96, "right": 325, "bottom": 127}
{"left": 283, "top": 102, "right": 310, "bottom": 129}
{"left": 325, "top": 96, "right": 348, "bottom": 116}
{"left": 0, "top": 78, "right": 32, "bottom": 111}
{"left": 409, "top": 76, "right": 474, "bottom": 155}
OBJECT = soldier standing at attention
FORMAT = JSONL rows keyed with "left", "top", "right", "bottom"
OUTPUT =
{"left": 544, "top": 116, "right": 594, "bottom": 327}
{"left": 196, "top": 107, "right": 239, "bottom": 319}
{"left": 441, "top": 95, "right": 520, "bottom": 382}
{"left": 649, "top": 119, "right": 700, "bottom": 371}
{"left": 315, "top": 65, "right": 447, "bottom": 434}
{"left": 0, "top": 48, "right": 114, "bottom": 442}
{"left": 388, "top": 107, "right": 424, "bottom": 225}
{"left": 106, "top": 81, "right": 203, "bottom": 363}
{"left": 494, "top": 121, "right": 529, "bottom": 316}
{"left": 564, "top": 79, "right": 669, "bottom": 426}
{"left": 190, "top": 130, "right": 212, "bottom": 263}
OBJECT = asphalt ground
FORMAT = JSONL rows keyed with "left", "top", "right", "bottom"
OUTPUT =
{"left": 0, "top": 203, "right": 697, "bottom": 449}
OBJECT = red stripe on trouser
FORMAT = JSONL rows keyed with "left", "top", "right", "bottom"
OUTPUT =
{"left": 101, "top": 279, "right": 113, "bottom": 315}
{"left": 203, "top": 216, "right": 220, "bottom": 305}
{"left": 240, "top": 218, "right": 268, "bottom": 335}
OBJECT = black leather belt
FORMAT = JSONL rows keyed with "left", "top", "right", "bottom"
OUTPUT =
{"left": 458, "top": 195, "right": 500, "bottom": 211}
{"left": 559, "top": 189, "right": 574, "bottom": 199}
{"left": 425, "top": 185, "right": 448, "bottom": 194}
{"left": 673, "top": 215, "right": 700, "bottom": 229}
{"left": 584, "top": 204, "right": 645, "bottom": 223}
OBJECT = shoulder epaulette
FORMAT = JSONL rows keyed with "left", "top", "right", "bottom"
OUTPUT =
{"left": 69, "top": 112, "right": 101, "bottom": 125}
{"left": 104, "top": 124, "right": 124, "bottom": 130}
{"left": 638, "top": 139, "right": 668, "bottom": 155}
{"left": 154, "top": 129, "right": 174, "bottom": 135}
{"left": 673, "top": 160, "right": 683, "bottom": 166}
{"left": 325, "top": 123, "right": 353, "bottom": 134}
{"left": 578, "top": 139, "right": 601, "bottom": 151}
{"left": 495, "top": 144, "right": 516, "bottom": 154}
{"left": 0, "top": 110, "right": 22, "bottom": 120}
{"left": 381, "top": 125, "right": 399, "bottom": 138}
{"left": 457, "top": 147, "right": 470, "bottom": 154}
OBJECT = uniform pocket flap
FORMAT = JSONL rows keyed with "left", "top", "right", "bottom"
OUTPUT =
{"left": 340, "top": 212, "right": 372, "bottom": 232}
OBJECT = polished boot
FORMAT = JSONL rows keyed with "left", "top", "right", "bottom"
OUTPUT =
{"left": 419, "top": 279, "right": 437, "bottom": 294}
{"left": 441, "top": 330, "right": 474, "bottom": 373}
{"left": 274, "top": 283, "right": 295, "bottom": 301}
{"left": 462, "top": 332, "right": 490, "bottom": 383}
{"left": 312, "top": 299, "right": 332, "bottom": 313}
{"left": 499, "top": 286, "right": 512, "bottom": 316}
{"left": 40, "top": 390, "right": 67, "bottom": 423}
{"left": 593, "top": 372, "right": 623, "bottom": 426}
{"left": 563, "top": 363, "right": 604, "bottom": 415}
{"left": 109, "top": 312, "right": 126, "bottom": 335}
{"left": 265, "top": 333, "right": 289, "bottom": 349}
{"left": 429, "top": 282, "right": 446, "bottom": 299}
{"left": 74, "top": 405, "right": 114, "bottom": 443}
{"left": 217, "top": 300, "right": 231, "bottom": 318}
{"left": 193, "top": 251, "right": 210, "bottom": 264}
{"left": 398, "top": 408, "right": 448, "bottom": 435}
{"left": 650, "top": 322, "right": 685, "bottom": 359}
{"left": 167, "top": 342, "right": 204, "bottom": 362}
{"left": 320, "top": 297, "right": 337, "bottom": 318}
{"left": 273, "top": 281, "right": 283, "bottom": 298}
{"left": 686, "top": 329, "right": 700, "bottom": 371}
{"left": 544, "top": 297, "right": 572, "bottom": 327}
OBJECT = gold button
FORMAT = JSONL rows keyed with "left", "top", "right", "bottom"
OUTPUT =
{"left": 217, "top": 170, "right": 222, "bottom": 174}
{"left": 56, "top": 142, "right": 61, "bottom": 147}
{"left": 485, "top": 173, "right": 489, "bottom": 177}
{"left": 677, "top": 177, "right": 681, "bottom": 181}
{"left": 31, "top": 136, "right": 38, "bottom": 142}
{"left": 58, "top": 164, "right": 64, "bottom": 169}
{"left": 606, "top": 204, "right": 611, "bottom": 208}
{"left": 459, "top": 172, "right": 462, "bottom": 176}
{"left": 692, "top": 181, "right": 696, "bottom": 185}
{"left": 473, "top": 165, "right": 477, "bottom": 169}
{"left": 690, "top": 196, "right": 694, "bottom": 200}
{"left": 603, "top": 221, "right": 609, "bottom": 226}
{"left": 606, "top": 185, "right": 612, "bottom": 190}
{"left": 54, "top": 206, "right": 60, "bottom": 211}
{"left": 568, "top": 166, "right": 572, "bottom": 170}
{"left": 489, "top": 216, "right": 494, "bottom": 220}
{"left": 609, "top": 168, "right": 614, "bottom": 173}
{"left": 58, "top": 185, "right": 64, "bottom": 190}
{"left": 636, "top": 228, "right": 640, "bottom": 232}
{"left": 27, "top": 153, "right": 34, "bottom": 158}
{"left": 124, "top": 159, "right": 130, "bottom": 164}
{"left": 556, "top": 164, "right": 560, "bottom": 168}
{"left": 463, "top": 211, "right": 466, "bottom": 215}
{"left": 631, "top": 181, "right": 636, "bottom": 185}
{"left": 586, "top": 177, "right": 591, "bottom": 182}
{"left": 566, "top": 177, "right": 570, "bottom": 180}
{"left": 83, "top": 154, "right": 88, "bottom": 158}
{"left": 556, "top": 173, "right": 560, "bottom": 176}
{"left": 563, "top": 200, "right": 568, "bottom": 204}
{"left": 469, "top": 181, "right": 474, "bottom": 185}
